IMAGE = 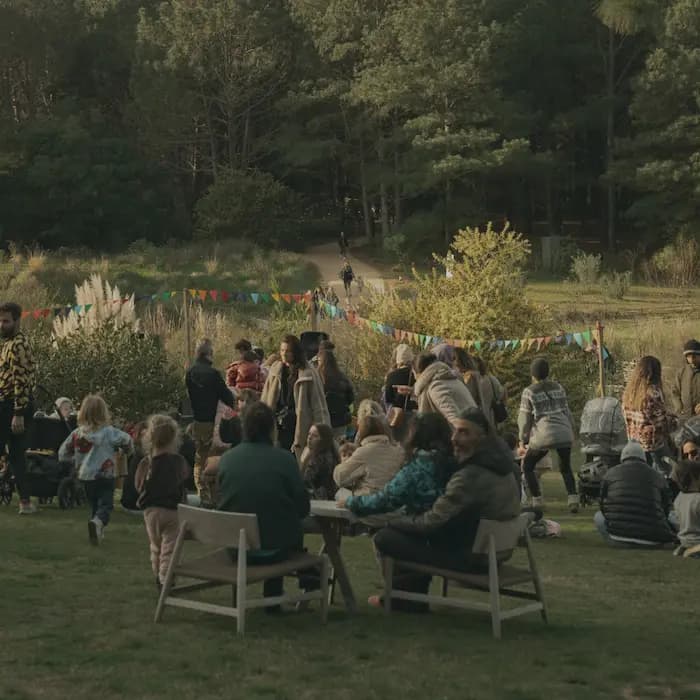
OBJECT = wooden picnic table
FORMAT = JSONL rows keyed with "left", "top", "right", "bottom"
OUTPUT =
{"left": 310, "top": 500, "right": 358, "bottom": 614}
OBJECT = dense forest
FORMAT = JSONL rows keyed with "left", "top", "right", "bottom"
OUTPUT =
{"left": 0, "top": 0, "right": 698, "bottom": 254}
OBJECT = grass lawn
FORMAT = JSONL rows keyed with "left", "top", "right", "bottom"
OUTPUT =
{"left": 2, "top": 473, "right": 699, "bottom": 700}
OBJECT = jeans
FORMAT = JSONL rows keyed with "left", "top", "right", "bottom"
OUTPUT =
{"left": 523, "top": 447, "right": 577, "bottom": 497}
{"left": 83, "top": 478, "right": 115, "bottom": 526}
{"left": 192, "top": 421, "right": 214, "bottom": 496}
{"left": 0, "top": 401, "right": 32, "bottom": 501}
{"left": 373, "top": 528, "right": 481, "bottom": 611}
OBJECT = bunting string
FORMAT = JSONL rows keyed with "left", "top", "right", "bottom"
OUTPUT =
{"left": 19, "top": 287, "right": 603, "bottom": 356}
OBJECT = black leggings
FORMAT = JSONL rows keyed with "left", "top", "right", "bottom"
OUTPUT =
{"left": 522, "top": 447, "right": 577, "bottom": 497}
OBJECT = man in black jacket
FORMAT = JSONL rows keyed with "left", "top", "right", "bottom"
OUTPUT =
{"left": 594, "top": 440, "right": 676, "bottom": 547}
{"left": 371, "top": 408, "right": 521, "bottom": 611}
{"left": 185, "top": 338, "right": 235, "bottom": 497}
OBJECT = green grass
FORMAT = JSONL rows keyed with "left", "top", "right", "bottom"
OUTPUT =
{"left": 2, "top": 473, "right": 699, "bottom": 700}
{"left": 1, "top": 242, "right": 320, "bottom": 305}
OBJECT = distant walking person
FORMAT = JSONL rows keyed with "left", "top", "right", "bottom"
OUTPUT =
{"left": 339, "top": 231, "right": 349, "bottom": 256}
{"left": 185, "top": 338, "right": 235, "bottom": 496}
{"left": 0, "top": 302, "right": 36, "bottom": 514}
{"left": 518, "top": 357, "right": 579, "bottom": 512}
{"left": 340, "top": 261, "right": 354, "bottom": 298}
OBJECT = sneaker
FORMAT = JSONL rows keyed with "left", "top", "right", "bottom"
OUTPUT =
{"left": 87, "top": 517, "right": 103, "bottom": 545}
{"left": 18, "top": 501, "right": 37, "bottom": 515}
{"left": 568, "top": 495, "right": 580, "bottom": 514}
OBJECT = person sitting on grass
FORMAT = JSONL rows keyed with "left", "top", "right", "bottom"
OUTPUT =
{"left": 135, "top": 415, "right": 190, "bottom": 589}
{"left": 337, "top": 412, "right": 455, "bottom": 524}
{"left": 334, "top": 415, "right": 404, "bottom": 500}
{"left": 594, "top": 441, "right": 676, "bottom": 548}
{"left": 59, "top": 395, "right": 133, "bottom": 545}
{"left": 369, "top": 408, "right": 521, "bottom": 611}
{"left": 299, "top": 423, "right": 340, "bottom": 500}
{"left": 217, "top": 401, "right": 317, "bottom": 610}
{"left": 671, "top": 459, "right": 700, "bottom": 559}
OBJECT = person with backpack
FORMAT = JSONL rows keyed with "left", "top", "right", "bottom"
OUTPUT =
{"left": 316, "top": 341, "right": 354, "bottom": 439}
{"left": 518, "top": 357, "right": 579, "bottom": 512}
{"left": 340, "top": 261, "right": 354, "bottom": 298}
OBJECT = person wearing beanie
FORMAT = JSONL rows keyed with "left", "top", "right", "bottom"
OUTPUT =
{"left": 672, "top": 339, "right": 700, "bottom": 420}
{"left": 370, "top": 407, "right": 520, "bottom": 611}
{"left": 383, "top": 344, "right": 417, "bottom": 441}
{"left": 594, "top": 440, "right": 676, "bottom": 547}
{"left": 518, "top": 357, "right": 579, "bottom": 512}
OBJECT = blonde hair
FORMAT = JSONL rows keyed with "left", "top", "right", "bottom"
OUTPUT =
{"left": 77, "top": 395, "right": 110, "bottom": 431}
{"left": 623, "top": 356, "right": 664, "bottom": 412}
{"left": 357, "top": 399, "right": 384, "bottom": 422}
{"left": 145, "top": 414, "right": 180, "bottom": 454}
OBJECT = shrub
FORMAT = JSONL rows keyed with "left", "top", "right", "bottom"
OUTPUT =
{"left": 643, "top": 233, "right": 700, "bottom": 287}
{"left": 570, "top": 252, "right": 601, "bottom": 287}
{"left": 360, "top": 222, "right": 536, "bottom": 341}
{"left": 31, "top": 323, "right": 183, "bottom": 422}
{"left": 195, "top": 169, "right": 301, "bottom": 246}
{"left": 601, "top": 271, "right": 632, "bottom": 300}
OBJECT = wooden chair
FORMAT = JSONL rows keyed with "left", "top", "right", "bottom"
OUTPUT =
{"left": 382, "top": 514, "right": 547, "bottom": 638}
{"left": 155, "top": 505, "right": 330, "bottom": 635}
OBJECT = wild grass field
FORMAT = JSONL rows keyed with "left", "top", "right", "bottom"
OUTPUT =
{"left": 1, "top": 473, "right": 699, "bottom": 700}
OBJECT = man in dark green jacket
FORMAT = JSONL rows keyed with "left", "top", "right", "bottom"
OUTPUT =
{"left": 372, "top": 408, "right": 520, "bottom": 610}
{"left": 217, "top": 401, "right": 311, "bottom": 602}
{"left": 673, "top": 339, "right": 700, "bottom": 420}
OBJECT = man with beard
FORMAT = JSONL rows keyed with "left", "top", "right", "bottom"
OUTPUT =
{"left": 0, "top": 302, "right": 36, "bottom": 514}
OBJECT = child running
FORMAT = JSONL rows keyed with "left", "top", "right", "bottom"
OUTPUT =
{"left": 135, "top": 415, "right": 191, "bottom": 587}
{"left": 59, "top": 395, "right": 133, "bottom": 545}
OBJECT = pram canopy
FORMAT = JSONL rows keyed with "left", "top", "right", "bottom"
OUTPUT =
{"left": 579, "top": 397, "right": 627, "bottom": 457}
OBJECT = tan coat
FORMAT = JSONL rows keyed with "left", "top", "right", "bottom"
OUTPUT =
{"left": 260, "top": 361, "right": 330, "bottom": 460}
{"left": 333, "top": 435, "right": 405, "bottom": 496}
{"left": 414, "top": 361, "right": 476, "bottom": 424}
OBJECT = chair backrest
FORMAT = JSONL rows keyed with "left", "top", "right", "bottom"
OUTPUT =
{"left": 471, "top": 515, "right": 527, "bottom": 555}
{"left": 177, "top": 505, "right": 261, "bottom": 550}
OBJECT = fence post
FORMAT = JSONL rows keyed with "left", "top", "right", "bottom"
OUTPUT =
{"left": 183, "top": 288, "right": 192, "bottom": 365}
{"left": 595, "top": 320, "right": 606, "bottom": 397}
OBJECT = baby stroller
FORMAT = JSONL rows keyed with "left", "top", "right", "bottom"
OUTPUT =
{"left": 577, "top": 397, "right": 627, "bottom": 506}
{"left": 0, "top": 415, "right": 85, "bottom": 508}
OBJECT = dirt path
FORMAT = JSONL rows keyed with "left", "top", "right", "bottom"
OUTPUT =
{"left": 306, "top": 241, "right": 386, "bottom": 304}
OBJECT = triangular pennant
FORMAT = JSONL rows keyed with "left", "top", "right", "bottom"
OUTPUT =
{"left": 565, "top": 333, "right": 574, "bottom": 346}
{"left": 188, "top": 289, "right": 197, "bottom": 298}
{"left": 527, "top": 339, "right": 536, "bottom": 350}
{"left": 512, "top": 340, "right": 521, "bottom": 350}
{"left": 74, "top": 305, "right": 82, "bottom": 314}
{"left": 271, "top": 293, "right": 281, "bottom": 303}
{"left": 260, "top": 293, "right": 271, "bottom": 304}
{"left": 281, "top": 294, "right": 292, "bottom": 304}
{"left": 292, "top": 294, "right": 302, "bottom": 303}
{"left": 162, "top": 291, "right": 172, "bottom": 301}
{"left": 210, "top": 290, "right": 218, "bottom": 302}
{"left": 220, "top": 291, "right": 230, "bottom": 303}
{"left": 32, "top": 310, "right": 42, "bottom": 319}
{"left": 473, "top": 341, "right": 482, "bottom": 352}
{"left": 21, "top": 311, "right": 30, "bottom": 319}
{"left": 582, "top": 330, "right": 592, "bottom": 344}
{"left": 41, "top": 308, "right": 50, "bottom": 318}
{"left": 573, "top": 332, "right": 584, "bottom": 347}
{"left": 497, "top": 340, "right": 505, "bottom": 350}
{"left": 489, "top": 341, "right": 498, "bottom": 350}
{"left": 542, "top": 336, "right": 553, "bottom": 348}
{"left": 196, "top": 290, "right": 206, "bottom": 301}
{"left": 53, "top": 308, "right": 62, "bottom": 317}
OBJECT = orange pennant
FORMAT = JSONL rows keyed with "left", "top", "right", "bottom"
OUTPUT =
{"left": 281, "top": 294, "right": 292, "bottom": 304}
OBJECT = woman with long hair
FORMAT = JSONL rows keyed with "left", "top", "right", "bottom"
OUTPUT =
{"left": 384, "top": 344, "right": 418, "bottom": 443}
{"left": 300, "top": 423, "right": 340, "bottom": 500}
{"left": 454, "top": 347, "right": 484, "bottom": 409}
{"left": 260, "top": 334, "right": 330, "bottom": 460}
{"left": 622, "top": 355, "right": 677, "bottom": 471}
{"left": 317, "top": 341, "right": 355, "bottom": 439}
{"left": 338, "top": 412, "right": 455, "bottom": 518}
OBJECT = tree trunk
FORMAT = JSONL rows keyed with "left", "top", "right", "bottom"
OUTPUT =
{"left": 359, "top": 149, "right": 372, "bottom": 240}
{"left": 205, "top": 102, "right": 218, "bottom": 180}
{"left": 241, "top": 107, "right": 250, "bottom": 169}
{"left": 443, "top": 178, "right": 452, "bottom": 246}
{"left": 380, "top": 180, "right": 389, "bottom": 241}
{"left": 606, "top": 26, "right": 616, "bottom": 252}
{"left": 393, "top": 147, "right": 401, "bottom": 232}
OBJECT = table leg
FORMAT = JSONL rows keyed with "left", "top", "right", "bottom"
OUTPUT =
{"left": 317, "top": 518, "right": 357, "bottom": 614}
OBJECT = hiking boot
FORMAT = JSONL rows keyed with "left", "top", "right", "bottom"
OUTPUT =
{"left": 19, "top": 500, "right": 37, "bottom": 515}
{"left": 568, "top": 495, "right": 580, "bottom": 514}
{"left": 88, "top": 517, "right": 103, "bottom": 545}
{"left": 531, "top": 496, "right": 544, "bottom": 509}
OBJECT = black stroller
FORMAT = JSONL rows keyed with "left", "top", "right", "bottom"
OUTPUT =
{"left": 577, "top": 397, "right": 628, "bottom": 507}
{"left": 0, "top": 414, "right": 85, "bottom": 508}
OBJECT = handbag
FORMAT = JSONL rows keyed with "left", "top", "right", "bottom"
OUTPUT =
{"left": 490, "top": 376, "right": 508, "bottom": 424}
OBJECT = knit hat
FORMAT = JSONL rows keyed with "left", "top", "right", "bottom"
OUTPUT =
{"left": 395, "top": 343, "right": 414, "bottom": 366}
{"left": 530, "top": 357, "right": 550, "bottom": 381}
{"left": 621, "top": 440, "right": 645, "bottom": 462}
{"left": 683, "top": 339, "right": 700, "bottom": 356}
{"left": 55, "top": 397, "right": 72, "bottom": 411}
{"left": 457, "top": 407, "right": 490, "bottom": 434}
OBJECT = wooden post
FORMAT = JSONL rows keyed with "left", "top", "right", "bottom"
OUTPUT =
{"left": 183, "top": 288, "right": 192, "bottom": 365}
{"left": 595, "top": 320, "right": 606, "bottom": 397}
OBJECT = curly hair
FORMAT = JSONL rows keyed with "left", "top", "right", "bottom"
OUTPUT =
{"left": 623, "top": 356, "right": 664, "bottom": 412}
